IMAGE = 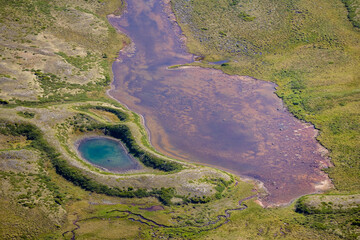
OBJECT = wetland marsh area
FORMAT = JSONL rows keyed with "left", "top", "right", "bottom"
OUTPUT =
{"left": 0, "top": 0, "right": 359, "bottom": 239}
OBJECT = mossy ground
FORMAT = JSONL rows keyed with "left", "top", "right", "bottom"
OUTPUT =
{"left": 172, "top": 0, "right": 360, "bottom": 196}
{"left": 171, "top": 0, "right": 360, "bottom": 238}
{"left": 0, "top": 0, "right": 128, "bottom": 103}
{"left": 0, "top": 0, "right": 359, "bottom": 239}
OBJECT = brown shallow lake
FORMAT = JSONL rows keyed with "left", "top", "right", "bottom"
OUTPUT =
{"left": 108, "top": 0, "right": 331, "bottom": 206}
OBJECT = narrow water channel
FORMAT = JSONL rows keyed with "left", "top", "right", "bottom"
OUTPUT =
{"left": 108, "top": 0, "right": 331, "bottom": 205}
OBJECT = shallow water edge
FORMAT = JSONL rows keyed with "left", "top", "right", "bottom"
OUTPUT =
{"left": 107, "top": 0, "right": 332, "bottom": 206}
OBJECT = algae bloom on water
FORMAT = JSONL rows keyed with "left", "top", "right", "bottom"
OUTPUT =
{"left": 78, "top": 137, "right": 140, "bottom": 172}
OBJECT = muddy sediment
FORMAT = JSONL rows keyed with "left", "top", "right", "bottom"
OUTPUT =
{"left": 108, "top": 0, "right": 332, "bottom": 206}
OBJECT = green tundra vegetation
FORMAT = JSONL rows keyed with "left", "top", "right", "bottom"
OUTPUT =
{"left": 172, "top": 0, "right": 360, "bottom": 193}
{"left": 0, "top": 1, "right": 244, "bottom": 238}
{"left": 0, "top": 0, "right": 359, "bottom": 239}
{"left": 171, "top": 0, "right": 360, "bottom": 237}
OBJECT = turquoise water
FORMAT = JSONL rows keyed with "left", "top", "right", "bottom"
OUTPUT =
{"left": 78, "top": 137, "right": 139, "bottom": 172}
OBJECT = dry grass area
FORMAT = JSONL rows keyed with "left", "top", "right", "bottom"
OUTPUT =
{"left": 0, "top": 149, "right": 38, "bottom": 173}
{"left": 0, "top": 1, "right": 135, "bottom": 238}
{"left": 0, "top": 134, "right": 29, "bottom": 150}
{"left": 0, "top": 0, "right": 358, "bottom": 239}
{"left": 0, "top": 0, "right": 128, "bottom": 102}
{"left": 72, "top": 218, "right": 143, "bottom": 239}
{"left": 89, "top": 109, "right": 120, "bottom": 123}
{"left": 0, "top": 148, "right": 67, "bottom": 239}
{"left": 299, "top": 194, "right": 360, "bottom": 212}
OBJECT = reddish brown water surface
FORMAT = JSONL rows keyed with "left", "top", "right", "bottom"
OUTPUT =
{"left": 108, "top": 0, "right": 331, "bottom": 206}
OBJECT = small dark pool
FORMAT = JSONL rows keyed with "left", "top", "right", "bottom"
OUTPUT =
{"left": 77, "top": 137, "right": 140, "bottom": 172}
{"left": 209, "top": 59, "right": 229, "bottom": 65}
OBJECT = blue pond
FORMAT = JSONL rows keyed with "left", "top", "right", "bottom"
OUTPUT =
{"left": 78, "top": 137, "right": 140, "bottom": 172}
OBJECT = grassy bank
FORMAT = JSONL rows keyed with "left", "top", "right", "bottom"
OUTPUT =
{"left": 0, "top": 122, "right": 170, "bottom": 202}
{"left": 172, "top": 0, "right": 360, "bottom": 194}
{"left": 170, "top": 0, "right": 360, "bottom": 238}
{"left": 0, "top": 0, "right": 359, "bottom": 238}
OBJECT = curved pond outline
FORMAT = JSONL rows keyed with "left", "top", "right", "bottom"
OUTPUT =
{"left": 108, "top": 0, "right": 332, "bottom": 205}
{"left": 76, "top": 136, "right": 141, "bottom": 173}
